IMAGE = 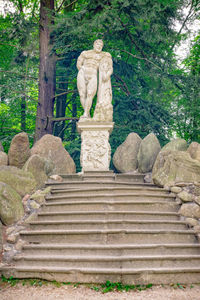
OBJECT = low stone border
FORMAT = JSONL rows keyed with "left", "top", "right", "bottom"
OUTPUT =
{"left": 165, "top": 182, "right": 200, "bottom": 241}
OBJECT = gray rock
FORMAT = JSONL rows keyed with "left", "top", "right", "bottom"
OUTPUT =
{"left": 179, "top": 203, "right": 200, "bottom": 219}
{"left": 8, "top": 132, "right": 30, "bottom": 168}
{"left": 193, "top": 225, "right": 200, "bottom": 233}
{"left": 0, "top": 182, "right": 24, "bottom": 225}
{"left": 7, "top": 233, "right": 18, "bottom": 244}
{"left": 30, "top": 187, "right": 51, "bottom": 204}
{"left": 23, "top": 154, "right": 48, "bottom": 188}
{"left": 15, "top": 239, "right": 26, "bottom": 251}
{"left": 162, "top": 139, "right": 188, "bottom": 152}
{"left": 0, "top": 220, "right": 2, "bottom": 253}
{"left": 0, "top": 166, "right": 37, "bottom": 197}
{"left": 137, "top": 133, "right": 161, "bottom": 173}
{"left": 152, "top": 150, "right": 200, "bottom": 187}
{"left": 195, "top": 196, "right": 200, "bottom": 206}
{"left": 113, "top": 133, "right": 142, "bottom": 173}
{"left": 171, "top": 186, "right": 182, "bottom": 194}
{"left": 0, "top": 151, "right": 8, "bottom": 166}
{"left": 49, "top": 175, "right": 63, "bottom": 182}
{"left": 31, "top": 134, "right": 76, "bottom": 174}
{"left": 185, "top": 218, "right": 199, "bottom": 227}
{"left": 0, "top": 142, "right": 4, "bottom": 152}
{"left": 187, "top": 142, "right": 200, "bottom": 162}
{"left": 177, "top": 191, "right": 193, "bottom": 202}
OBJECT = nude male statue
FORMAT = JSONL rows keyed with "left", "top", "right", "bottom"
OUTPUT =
{"left": 77, "top": 39, "right": 112, "bottom": 119}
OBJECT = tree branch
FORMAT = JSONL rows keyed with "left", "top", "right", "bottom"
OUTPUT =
{"left": 170, "top": 1, "right": 194, "bottom": 52}
{"left": 0, "top": 70, "right": 38, "bottom": 80}
{"left": 54, "top": 90, "right": 77, "bottom": 98}
{"left": 118, "top": 17, "right": 149, "bottom": 64}
{"left": 113, "top": 48, "right": 162, "bottom": 70}
{"left": 0, "top": 42, "right": 19, "bottom": 49}
{"left": 113, "top": 74, "right": 131, "bottom": 96}
{"left": 57, "top": 0, "right": 77, "bottom": 12}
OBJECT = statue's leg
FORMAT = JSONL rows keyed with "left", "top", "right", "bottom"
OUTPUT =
{"left": 77, "top": 69, "right": 86, "bottom": 109}
{"left": 83, "top": 76, "right": 97, "bottom": 118}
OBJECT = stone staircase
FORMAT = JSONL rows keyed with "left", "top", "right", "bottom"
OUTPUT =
{"left": 2, "top": 172, "right": 200, "bottom": 284}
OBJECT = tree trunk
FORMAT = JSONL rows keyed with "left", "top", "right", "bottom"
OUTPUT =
{"left": 35, "top": 0, "right": 56, "bottom": 141}
{"left": 21, "top": 97, "right": 26, "bottom": 131}
{"left": 54, "top": 78, "right": 68, "bottom": 139}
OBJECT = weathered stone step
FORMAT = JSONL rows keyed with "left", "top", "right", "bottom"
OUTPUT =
{"left": 50, "top": 186, "right": 169, "bottom": 196}
{"left": 42, "top": 200, "right": 180, "bottom": 213}
{"left": 20, "top": 229, "right": 196, "bottom": 244}
{"left": 22, "top": 243, "right": 200, "bottom": 256}
{"left": 45, "top": 193, "right": 175, "bottom": 202}
{"left": 37, "top": 211, "right": 181, "bottom": 221}
{"left": 14, "top": 254, "right": 200, "bottom": 269}
{"left": 58, "top": 173, "right": 145, "bottom": 183}
{"left": 29, "top": 220, "right": 187, "bottom": 230}
{"left": 46, "top": 181, "right": 155, "bottom": 190}
{"left": 7, "top": 265, "right": 200, "bottom": 284}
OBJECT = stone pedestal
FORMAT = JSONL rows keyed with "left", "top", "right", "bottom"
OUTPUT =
{"left": 77, "top": 121, "right": 114, "bottom": 172}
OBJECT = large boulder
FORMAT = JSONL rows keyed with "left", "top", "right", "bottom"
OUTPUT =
{"left": 0, "top": 151, "right": 8, "bottom": 166}
{"left": 8, "top": 132, "right": 30, "bottom": 168}
{"left": 23, "top": 155, "right": 48, "bottom": 188}
{"left": 0, "top": 182, "right": 24, "bottom": 225}
{"left": 179, "top": 203, "right": 200, "bottom": 219}
{"left": 113, "top": 133, "right": 142, "bottom": 173}
{"left": 152, "top": 150, "right": 200, "bottom": 187}
{"left": 0, "top": 220, "right": 2, "bottom": 253}
{"left": 187, "top": 142, "right": 200, "bottom": 162}
{"left": 31, "top": 134, "right": 76, "bottom": 174}
{"left": 161, "top": 138, "right": 188, "bottom": 152}
{"left": 0, "top": 166, "right": 37, "bottom": 196}
{"left": 0, "top": 142, "right": 4, "bottom": 152}
{"left": 137, "top": 133, "right": 161, "bottom": 173}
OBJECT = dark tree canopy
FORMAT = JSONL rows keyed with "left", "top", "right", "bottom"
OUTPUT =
{"left": 0, "top": 0, "right": 200, "bottom": 169}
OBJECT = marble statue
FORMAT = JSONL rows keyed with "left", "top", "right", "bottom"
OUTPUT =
{"left": 77, "top": 39, "right": 113, "bottom": 122}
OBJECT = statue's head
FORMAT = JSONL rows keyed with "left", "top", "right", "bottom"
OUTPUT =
{"left": 93, "top": 39, "right": 104, "bottom": 53}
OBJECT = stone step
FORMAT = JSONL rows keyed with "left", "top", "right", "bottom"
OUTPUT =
{"left": 37, "top": 211, "right": 181, "bottom": 221}
{"left": 29, "top": 220, "right": 187, "bottom": 230}
{"left": 14, "top": 254, "right": 200, "bottom": 269}
{"left": 45, "top": 193, "right": 175, "bottom": 202}
{"left": 58, "top": 173, "right": 145, "bottom": 183}
{"left": 50, "top": 186, "right": 169, "bottom": 196}
{"left": 42, "top": 200, "right": 180, "bottom": 213}
{"left": 115, "top": 174, "right": 145, "bottom": 183}
{"left": 46, "top": 181, "right": 155, "bottom": 190}
{"left": 20, "top": 229, "right": 196, "bottom": 244}
{"left": 22, "top": 243, "right": 200, "bottom": 256}
{"left": 6, "top": 265, "right": 200, "bottom": 284}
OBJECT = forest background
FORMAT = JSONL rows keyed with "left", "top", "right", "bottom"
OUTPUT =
{"left": 0, "top": 0, "right": 199, "bottom": 171}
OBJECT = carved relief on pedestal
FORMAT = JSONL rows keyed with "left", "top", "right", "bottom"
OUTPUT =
{"left": 80, "top": 130, "right": 111, "bottom": 171}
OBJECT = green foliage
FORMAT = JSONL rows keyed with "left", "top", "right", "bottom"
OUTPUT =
{"left": 1, "top": 0, "right": 200, "bottom": 162}
{"left": 98, "top": 280, "right": 153, "bottom": 293}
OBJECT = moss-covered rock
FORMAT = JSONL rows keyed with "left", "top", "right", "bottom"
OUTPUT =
{"left": 152, "top": 150, "right": 200, "bottom": 187}
{"left": 137, "top": 133, "right": 161, "bottom": 173}
{"left": 113, "top": 133, "right": 142, "bottom": 173}
{"left": 161, "top": 139, "right": 188, "bottom": 152}
{"left": 0, "top": 182, "right": 24, "bottom": 225}
{"left": 23, "top": 155, "right": 48, "bottom": 188}
{"left": 187, "top": 142, "right": 200, "bottom": 162}
{"left": 8, "top": 132, "right": 30, "bottom": 168}
{"left": 31, "top": 134, "right": 76, "bottom": 174}
{"left": 0, "top": 166, "right": 37, "bottom": 196}
{"left": 0, "top": 151, "right": 8, "bottom": 166}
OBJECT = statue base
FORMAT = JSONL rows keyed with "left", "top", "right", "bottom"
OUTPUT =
{"left": 77, "top": 121, "right": 114, "bottom": 172}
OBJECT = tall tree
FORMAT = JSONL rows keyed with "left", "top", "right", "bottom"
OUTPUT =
{"left": 35, "top": 0, "right": 56, "bottom": 141}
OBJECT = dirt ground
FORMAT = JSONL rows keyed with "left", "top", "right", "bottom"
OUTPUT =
{"left": 1, "top": 282, "right": 200, "bottom": 300}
